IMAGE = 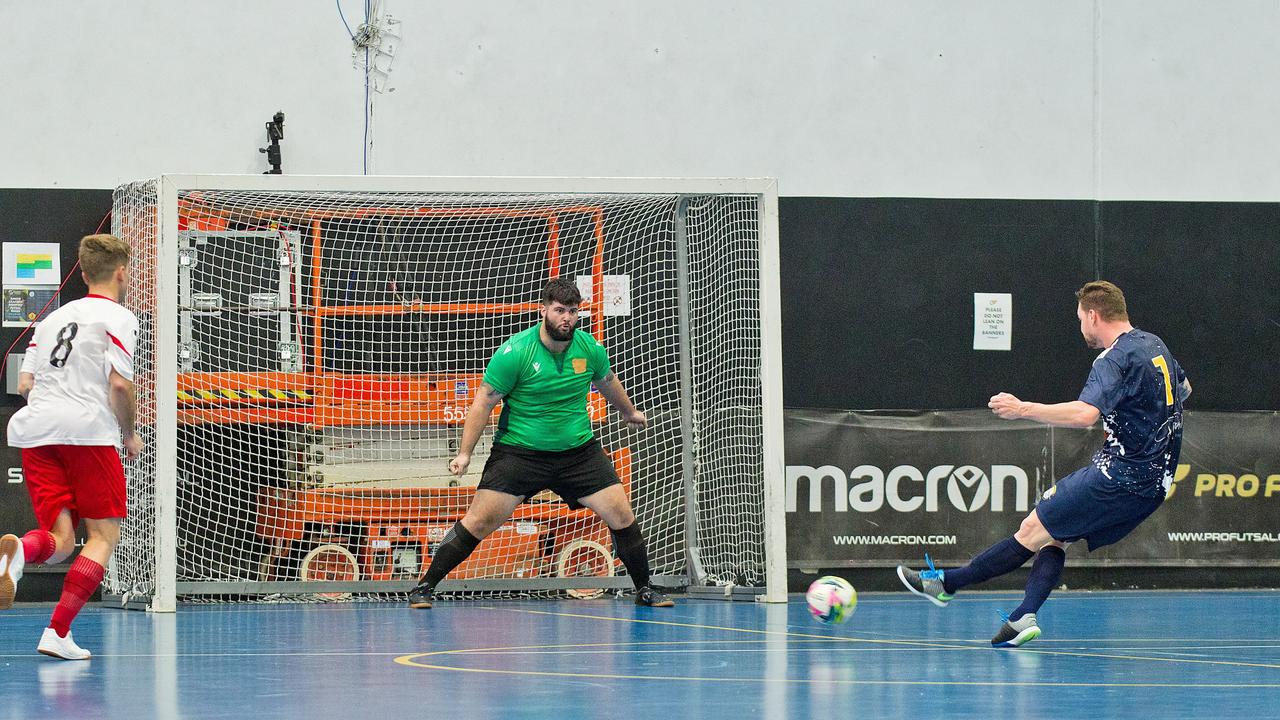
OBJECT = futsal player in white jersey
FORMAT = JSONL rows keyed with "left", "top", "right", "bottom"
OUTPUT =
{"left": 0, "top": 234, "right": 141, "bottom": 660}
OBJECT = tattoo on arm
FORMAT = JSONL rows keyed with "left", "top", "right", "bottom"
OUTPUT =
{"left": 478, "top": 382, "right": 504, "bottom": 404}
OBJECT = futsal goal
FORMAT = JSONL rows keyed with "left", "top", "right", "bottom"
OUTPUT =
{"left": 106, "top": 175, "right": 784, "bottom": 610}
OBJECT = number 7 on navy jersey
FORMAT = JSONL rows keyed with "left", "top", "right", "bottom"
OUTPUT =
{"left": 1151, "top": 355, "right": 1173, "bottom": 405}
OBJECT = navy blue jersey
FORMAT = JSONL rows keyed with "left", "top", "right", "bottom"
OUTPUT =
{"left": 1077, "top": 329, "right": 1186, "bottom": 498}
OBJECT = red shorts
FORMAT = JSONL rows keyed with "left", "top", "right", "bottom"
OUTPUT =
{"left": 21, "top": 445, "right": 127, "bottom": 531}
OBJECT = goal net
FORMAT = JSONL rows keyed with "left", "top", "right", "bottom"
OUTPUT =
{"left": 107, "top": 176, "right": 784, "bottom": 609}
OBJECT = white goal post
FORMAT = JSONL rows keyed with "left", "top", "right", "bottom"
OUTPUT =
{"left": 107, "top": 175, "right": 785, "bottom": 611}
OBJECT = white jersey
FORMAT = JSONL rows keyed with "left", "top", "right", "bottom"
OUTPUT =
{"left": 7, "top": 294, "right": 139, "bottom": 448}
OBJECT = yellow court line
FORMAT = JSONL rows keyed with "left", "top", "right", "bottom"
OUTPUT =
{"left": 488, "top": 607, "right": 1280, "bottom": 671}
{"left": 393, "top": 665, "right": 1280, "bottom": 689}
{"left": 394, "top": 653, "right": 1274, "bottom": 686}
{"left": 458, "top": 646, "right": 976, "bottom": 655}
{"left": 394, "top": 640, "right": 1280, "bottom": 688}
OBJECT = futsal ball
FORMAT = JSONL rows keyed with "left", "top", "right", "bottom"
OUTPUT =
{"left": 806, "top": 575, "right": 857, "bottom": 624}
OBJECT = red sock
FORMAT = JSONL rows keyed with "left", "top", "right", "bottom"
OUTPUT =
{"left": 20, "top": 530, "right": 55, "bottom": 565}
{"left": 49, "top": 556, "right": 104, "bottom": 638}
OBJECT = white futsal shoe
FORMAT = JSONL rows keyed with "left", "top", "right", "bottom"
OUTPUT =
{"left": 991, "top": 612, "right": 1041, "bottom": 648}
{"left": 0, "top": 533, "right": 24, "bottom": 610}
{"left": 38, "top": 628, "right": 92, "bottom": 661}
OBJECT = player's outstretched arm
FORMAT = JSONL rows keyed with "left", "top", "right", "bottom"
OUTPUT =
{"left": 595, "top": 372, "right": 645, "bottom": 428}
{"left": 449, "top": 382, "right": 504, "bottom": 476}
{"left": 989, "top": 392, "right": 1100, "bottom": 428}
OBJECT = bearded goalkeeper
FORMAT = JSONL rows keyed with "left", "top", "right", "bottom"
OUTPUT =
{"left": 407, "top": 278, "right": 674, "bottom": 608}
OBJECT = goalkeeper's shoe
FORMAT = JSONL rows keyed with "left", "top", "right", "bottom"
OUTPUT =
{"left": 635, "top": 587, "right": 674, "bottom": 607}
{"left": 895, "top": 554, "right": 953, "bottom": 607}
{"left": 407, "top": 583, "right": 434, "bottom": 609}
{"left": 992, "top": 612, "right": 1041, "bottom": 648}
{"left": 0, "top": 534, "right": 24, "bottom": 610}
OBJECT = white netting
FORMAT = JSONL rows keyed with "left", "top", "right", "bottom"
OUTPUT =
{"left": 107, "top": 179, "right": 771, "bottom": 605}
{"left": 108, "top": 180, "right": 161, "bottom": 603}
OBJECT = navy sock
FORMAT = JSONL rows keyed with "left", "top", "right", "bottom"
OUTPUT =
{"left": 942, "top": 536, "right": 1034, "bottom": 594}
{"left": 1009, "top": 546, "right": 1066, "bottom": 621}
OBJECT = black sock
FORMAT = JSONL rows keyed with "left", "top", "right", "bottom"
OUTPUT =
{"left": 942, "top": 536, "right": 1035, "bottom": 594}
{"left": 1009, "top": 546, "right": 1066, "bottom": 621}
{"left": 611, "top": 522, "right": 652, "bottom": 590}
{"left": 420, "top": 521, "right": 481, "bottom": 589}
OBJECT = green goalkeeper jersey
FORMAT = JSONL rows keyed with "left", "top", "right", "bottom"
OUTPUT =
{"left": 482, "top": 324, "right": 611, "bottom": 451}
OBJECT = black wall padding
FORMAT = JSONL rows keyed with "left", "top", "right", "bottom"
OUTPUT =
{"left": 781, "top": 198, "right": 1097, "bottom": 411}
{"left": 0, "top": 189, "right": 107, "bottom": 410}
{"left": 1098, "top": 202, "right": 1280, "bottom": 411}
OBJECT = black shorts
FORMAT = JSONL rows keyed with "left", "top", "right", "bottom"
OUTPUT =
{"left": 477, "top": 438, "right": 621, "bottom": 509}
{"left": 1036, "top": 465, "right": 1165, "bottom": 551}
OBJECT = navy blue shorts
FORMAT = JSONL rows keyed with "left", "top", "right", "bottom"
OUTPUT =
{"left": 1035, "top": 465, "right": 1164, "bottom": 551}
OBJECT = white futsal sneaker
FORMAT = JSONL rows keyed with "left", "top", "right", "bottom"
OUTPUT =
{"left": 991, "top": 612, "right": 1041, "bottom": 648}
{"left": 0, "top": 533, "right": 24, "bottom": 610}
{"left": 38, "top": 628, "right": 92, "bottom": 661}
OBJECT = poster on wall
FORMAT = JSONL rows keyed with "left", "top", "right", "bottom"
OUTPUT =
{"left": 973, "top": 292, "right": 1012, "bottom": 350}
{"left": 2, "top": 242, "right": 61, "bottom": 327}
{"left": 575, "top": 274, "right": 632, "bottom": 316}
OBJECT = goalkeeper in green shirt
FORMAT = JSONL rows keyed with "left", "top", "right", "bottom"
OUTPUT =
{"left": 408, "top": 278, "right": 674, "bottom": 608}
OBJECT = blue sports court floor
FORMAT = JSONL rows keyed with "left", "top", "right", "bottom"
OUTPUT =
{"left": 3, "top": 590, "right": 1278, "bottom": 720}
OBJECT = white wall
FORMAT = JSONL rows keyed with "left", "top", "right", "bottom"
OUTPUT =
{"left": 2, "top": 1, "right": 1277, "bottom": 199}
{"left": 1098, "top": 1, "right": 1280, "bottom": 200}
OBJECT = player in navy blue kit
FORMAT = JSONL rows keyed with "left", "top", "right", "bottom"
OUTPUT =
{"left": 897, "top": 281, "right": 1190, "bottom": 647}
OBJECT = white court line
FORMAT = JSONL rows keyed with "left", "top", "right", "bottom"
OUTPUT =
{"left": 0, "top": 651, "right": 417, "bottom": 659}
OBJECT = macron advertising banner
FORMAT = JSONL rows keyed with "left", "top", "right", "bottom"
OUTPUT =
{"left": 784, "top": 409, "right": 1280, "bottom": 568}
{"left": 0, "top": 406, "right": 39, "bottom": 533}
